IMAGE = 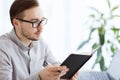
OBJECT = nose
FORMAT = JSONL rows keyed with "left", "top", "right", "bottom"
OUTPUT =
{"left": 37, "top": 24, "right": 43, "bottom": 31}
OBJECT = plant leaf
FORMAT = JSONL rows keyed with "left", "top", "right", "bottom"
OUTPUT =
{"left": 92, "top": 43, "right": 100, "bottom": 49}
{"left": 112, "top": 15, "right": 120, "bottom": 18}
{"left": 110, "top": 45, "right": 115, "bottom": 53}
{"left": 111, "top": 26, "right": 120, "bottom": 35}
{"left": 90, "top": 7, "right": 101, "bottom": 14}
{"left": 77, "top": 40, "right": 89, "bottom": 50}
{"left": 98, "top": 27, "right": 105, "bottom": 45}
{"left": 89, "top": 14, "right": 95, "bottom": 18}
{"left": 96, "top": 48, "right": 102, "bottom": 63}
{"left": 92, "top": 47, "right": 102, "bottom": 68}
{"left": 107, "top": 0, "right": 111, "bottom": 8}
{"left": 111, "top": 5, "right": 119, "bottom": 12}
{"left": 100, "top": 56, "right": 107, "bottom": 71}
{"left": 77, "top": 28, "right": 96, "bottom": 50}
{"left": 89, "top": 28, "right": 96, "bottom": 38}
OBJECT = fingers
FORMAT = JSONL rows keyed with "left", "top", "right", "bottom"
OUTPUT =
{"left": 48, "top": 65, "right": 69, "bottom": 74}
{"left": 70, "top": 72, "right": 78, "bottom": 80}
{"left": 47, "top": 65, "right": 69, "bottom": 78}
{"left": 39, "top": 65, "right": 69, "bottom": 80}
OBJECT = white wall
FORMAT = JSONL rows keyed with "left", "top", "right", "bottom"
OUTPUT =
{"left": 0, "top": 0, "right": 120, "bottom": 71}
{"left": 0, "top": 0, "right": 13, "bottom": 35}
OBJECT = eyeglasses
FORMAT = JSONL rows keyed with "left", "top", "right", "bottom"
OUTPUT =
{"left": 16, "top": 17, "right": 47, "bottom": 28}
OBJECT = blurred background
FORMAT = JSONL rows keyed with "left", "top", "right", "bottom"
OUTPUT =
{"left": 1, "top": 0, "right": 120, "bottom": 71}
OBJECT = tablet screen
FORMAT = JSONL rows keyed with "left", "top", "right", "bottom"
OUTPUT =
{"left": 60, "top": 54, "right": 92, "bottom": 79}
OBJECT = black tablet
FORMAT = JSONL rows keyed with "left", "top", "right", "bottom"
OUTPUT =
{"left": 60, "top": 46, "right": 100, "bottom": 79}
{"left": 60, "top": 54, "right": 92, "bottom": 79}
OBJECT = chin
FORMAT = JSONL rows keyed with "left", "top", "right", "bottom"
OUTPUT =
{"left": 28, "top": 37, "right": 39, "bottom": 41}
{"left": 31, "top": 39, "right": 39, "bottom": 41}
{"left": 28, "top": 35, "right": 40, "bottom": 41}
{"left": 32, "top": 38, "right": 40, "bottom": 41}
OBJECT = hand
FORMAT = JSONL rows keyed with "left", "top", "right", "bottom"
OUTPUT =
{"left": 70, "top": 72, "right": 78, "bottom": 80}
{"left": 39, "top": 65, "right": 69, "bottom": 80}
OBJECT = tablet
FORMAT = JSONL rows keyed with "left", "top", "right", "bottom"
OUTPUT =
{"left": 60, "top": 46, "right": 100, "bottom": 79}
{"left": 60, "top": 54, "right": 92, "bottom": 79}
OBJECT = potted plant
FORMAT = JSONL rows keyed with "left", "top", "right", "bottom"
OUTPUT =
{"left": 77, "top": 0, "right": 120, "bottom": 71}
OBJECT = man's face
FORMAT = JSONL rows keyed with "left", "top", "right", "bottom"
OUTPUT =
{"left": 15, "top": 6, "right": 44, "bottom": 41}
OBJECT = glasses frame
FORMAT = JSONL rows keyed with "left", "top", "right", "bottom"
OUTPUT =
{"left": 16, "top": 17, "right": 47, "bottom": 28}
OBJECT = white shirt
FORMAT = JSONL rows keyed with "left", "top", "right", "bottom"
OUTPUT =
{"left": 0, "top": 29, "right": 59, "bottom": 80}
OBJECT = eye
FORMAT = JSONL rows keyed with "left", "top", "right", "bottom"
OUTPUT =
{"left": 32, "top": 20, "right": 38, "bottom": 23}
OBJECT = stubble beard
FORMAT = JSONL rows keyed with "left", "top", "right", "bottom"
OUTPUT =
{"left": 21, "top": 30, "right": 40, "bottom": 41}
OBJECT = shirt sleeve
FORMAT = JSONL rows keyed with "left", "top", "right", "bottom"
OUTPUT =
{"left": 45, "top": 44, "right": 60, "bottom": 65}
{"left": 25, "top": 73, "right": 40, "bottom": 80}
{"left": 0, "top": 49, "right": 13, "bottom": 80}
{"left": 39, "top": 38, "right": 60, "bottom": 65}
{"left": 0, "top": 50, "right": 41, "bottom": 80}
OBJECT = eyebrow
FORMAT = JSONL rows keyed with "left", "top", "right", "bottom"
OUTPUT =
{"left": 30, "top": 17, "right": 44, "bottom": 21}
{"left": 30, "top": 19, "right": 39, "bottom": 21}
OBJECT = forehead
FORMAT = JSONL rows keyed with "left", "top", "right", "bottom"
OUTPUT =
{"left": 23, "top": 6, "right": 43, "bottom": 19}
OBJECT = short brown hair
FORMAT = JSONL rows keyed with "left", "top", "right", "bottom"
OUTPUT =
{"left": 10, "top": 0, "right": 39, "bottom": 24}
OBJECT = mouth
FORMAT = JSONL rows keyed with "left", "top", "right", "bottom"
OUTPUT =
{"left": 35, "top": 29, "right": 42, "bottom": 36}
{"left": 35, "top": 32, "right": 40, "bottom": 35}
{"left": 35, "top": 31, "right": 42, "bottom": 35}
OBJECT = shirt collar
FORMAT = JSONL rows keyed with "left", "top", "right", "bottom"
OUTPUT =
{"left": 9, "top": 29, "right": 37, "bottom": 51}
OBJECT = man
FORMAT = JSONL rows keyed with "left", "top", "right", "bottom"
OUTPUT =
{"left": 0, "top": 0, "right": 78, "bottom": 80}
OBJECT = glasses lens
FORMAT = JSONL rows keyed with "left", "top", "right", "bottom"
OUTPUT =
{"left": 32, "top": 18, "right": 47, "bottom": 28}
{"left": 40, "top": 18, "right": 47, "bottom": 26}
{"left": 33, "top": 22, "right": 39, "bottom": 28}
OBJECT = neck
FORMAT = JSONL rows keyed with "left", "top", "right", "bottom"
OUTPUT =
{"left": 15, "top": 31, "right": 31, "bottom": 47}
{"left": 20, "top": 37, "right": 32, "bottom": 47}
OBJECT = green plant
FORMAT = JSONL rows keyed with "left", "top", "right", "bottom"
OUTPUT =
{"left": 77, "top": 0, "right": 120, "bottom": 71}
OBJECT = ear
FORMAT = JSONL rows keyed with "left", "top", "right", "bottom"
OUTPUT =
{"left": 12, "top": 18, "right": 19, "bottom": 28}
